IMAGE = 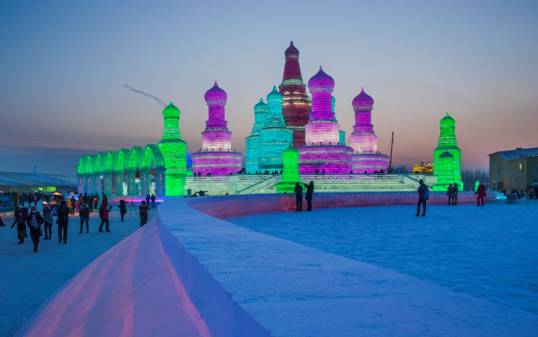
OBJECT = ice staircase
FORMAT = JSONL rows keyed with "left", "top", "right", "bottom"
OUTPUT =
{"left": 185, "top": 174, "right": 428, "bottom": 196}
{"left": 237, "top": 176, "right": 280, "bottom": 195}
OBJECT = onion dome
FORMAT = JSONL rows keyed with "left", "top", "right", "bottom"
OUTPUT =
{"left": 254, "top": 98, "right": 268, "bottom": 113}
{"left": 267, "top": 86, "right": 283, "bottom": 103}
{"left": 308, "top": 66, "right": 335, "bottom": 93}
{"left": 440, "top": 112, "right": 455, "bottom": 128}
{"left": 204, "top": 81, "right": 227, "bottom": 105}
{"left": 285, "top": 41, "right": 299, "bottom": 57}
{"left": 162, "top": 102, "right": 180, "bottom": 118}
{"left": 352, "top": 88, "right": 374, "bottom": 109}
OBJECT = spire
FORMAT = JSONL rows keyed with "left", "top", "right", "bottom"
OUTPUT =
{"left": 282, "top": 41, "right": 303, "bottom": 82}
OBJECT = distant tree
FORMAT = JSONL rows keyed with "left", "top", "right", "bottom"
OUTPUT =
{"left": 461, "top": 170, "right": 489, "bottom": 191}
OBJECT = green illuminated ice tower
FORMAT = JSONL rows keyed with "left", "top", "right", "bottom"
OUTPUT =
{"left": 157, "top": 103, "right": 187, "bottom": 196}
{"left": 432, "top": 113, "right": 463, "bottom": 191}
{"left": 276, "top": 145, "right": 301, "bottom": 193}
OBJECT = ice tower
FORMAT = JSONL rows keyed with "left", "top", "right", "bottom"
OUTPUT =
{"left": 349, "top": 89, "right": 389, "bottom": 174}
{"left": 432, "top": 113, "right": 462, "bottom": 191}
{"left": 299, "top": 67, "right": 353, "bottom": 174}
{"left": 279, "top": 41, "right": 311, "bottom": 147}
{"left": 191, "top": 82, "right": 242, "bottom": 176}
{"left": 258, "top": 86, "right": 293, "bottom": 172}
{"left": 245, "top": 98, "right": 269, "bottom": 173}
{"left": 157, "top": 103, "right": 187, "bottom": 196}
{"left": 276, "top": 145, "right": 301, "bottom": 193}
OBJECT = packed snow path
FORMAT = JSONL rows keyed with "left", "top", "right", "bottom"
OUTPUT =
{"left": 0, "top": 210, "right": 142, "bottom": 337}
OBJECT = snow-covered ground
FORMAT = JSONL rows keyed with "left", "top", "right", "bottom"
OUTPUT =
{"left": 9, "top": 198, "right": 538, "bottom": 337}
{"left": 0, "top": 209, "right": 143, "bottom": 337}
{"left": 229, "top": 203, "right": 538, "bottom": 315}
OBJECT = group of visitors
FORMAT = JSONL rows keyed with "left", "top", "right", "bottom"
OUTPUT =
{"left": 10, "top": 201, "right": 71, "bottom": 252}
{"left": 294, "top": 181, "right": 315, "bottom": 212}
{"left": 417, "top": 179, "right": 489, "bottom": 216}
{"left": 5, "top": 192, "right": 156, "bottom": 253}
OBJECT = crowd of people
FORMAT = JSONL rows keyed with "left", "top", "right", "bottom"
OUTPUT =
{"left": 2, "top": 192, "right": 157, "bottom": 253}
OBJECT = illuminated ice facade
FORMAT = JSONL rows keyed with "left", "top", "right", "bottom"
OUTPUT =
{"left": 299, "top": 67, "right": 353, "bottom": 174}
{"left": 349, "top": 89, "right": 389, "bottom": 174}
{"left": 279, "top": 41, "right": 311, "bottom": 147}
{"left": 191, "top": 82, "right": 242, "bottom": 176}
{"left": 77, "top": 103, "right": 187, "bottom": 197}
{"left": 245, "top": 99, "right": 269, "bottom": 173}
{"left": 258, "top": 86, "right": 293, "bottom": 172}
{"left": 432, "top": 113, "right": 463, "bottom": 191}
{"left": 276, "top": 145, "right": 301, "bottom": 193}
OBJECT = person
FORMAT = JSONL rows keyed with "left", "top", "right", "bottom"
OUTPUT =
{"left": 139, "top": 201, "right": 149, "bottom": 227}
{"left": 66, "top": 197, "right": 72, "bottom": 214}
{"left": 446, "top": 184, "right": 454, "bottom": 206}
{"left": 11, "top": 207, "right": 27, "bottom": 244}
{"left": 93, "top": 195, "right": 99, "bottom": 213}
{"left": 42, "top": 203, "right": 53, "bottom": 240}
{"left": 26, "top": 207, "right": 44, "bottom": 252}
{"left": 476, "top": 183, "right": 486, "bottom": 206}
{"left": 69, "top": 196, "right": 76, "bottom": 215}
{"left": 294, "top": 182, "right": 303, "bottom": 212}
{"left": 452, "top": 183, "right": 459, "bottom": 205}
{"left": 57, "top": 201, "right": 70, "bottom": 244}
{"left": 145, "top": 194, "right": 151, "bottom": 206}
{"left": 150, "top": 194, "right": 156, "bottom": 208}
{"left": 79, "top": 202, "right": 90, "bottom": 233}
{"left": 416, "top": 179, "right": 429, "bottom": 216}
{"left": 305, "top": 181, "right": 314, "bottom": 211}
{"left": 98, "top": 203, "right": 111, "bottom": 232}
{"left": 119, "top": 199, "right": 127, "bottom": 222}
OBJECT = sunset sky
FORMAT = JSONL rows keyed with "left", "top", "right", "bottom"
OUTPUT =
{"left": 1, "top": 0, "right": 537, "bottom": 176}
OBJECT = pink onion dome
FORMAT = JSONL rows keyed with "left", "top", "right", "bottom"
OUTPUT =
{"left": 352, "top": 88, "right": 374, "bottom": 109}
{"left": 204, "top": 81, "right": 227, "bottom": 105}
{"left": 285, "top": 41, "right": 299, "bottom": 57}
{"left": 308, "top": 66, "right": 335, "bottom": 93}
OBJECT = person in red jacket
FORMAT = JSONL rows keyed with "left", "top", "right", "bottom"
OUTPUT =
{"left": 476, "top": 183, "right": 486, "bottom": 206}
{"left": 98, "top": 204, "right": 111, "bottom": 232}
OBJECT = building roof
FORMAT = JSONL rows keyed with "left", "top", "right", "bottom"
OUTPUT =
{"left": 490, "top": 147, "right": 538, "bottom": 160}
{"left": 0, "top": 172, "right": 76, "bottom": 188}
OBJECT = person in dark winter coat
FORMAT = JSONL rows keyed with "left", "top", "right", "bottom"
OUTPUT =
{"left": 476, "top": 183, "right": 486, "bottom": 206}
{"left": 26, "top": 207, "right": 44, "bottom": 252}
{"left": 416, "top": 179, "right": 429, "bottom": 216}
{"left": 139, "top": 201, "right": 149, "bottom": 227}
{"left": 57, "top": 201, "right": 70, "bottom": 244}
{"left": 42, "top": 203, "right": 53, "bottom": 240}
{"left": 11, "top": 207, "right": 27, "bottom": 244}
{"left": 118, "top": 200, "right": 127, "bottom": 222}
{"left": 79, "top": 203, "right": 90, "bottom": 233}
{"left": 150, "top": 194, "right": 156, "bottom": 208}
{"left": 452, "top": 183, "right": 459, "bottom": 205}
{"left": 447, "top": 184, "right": 454, "bottom": 206}
{"left": 294, "top": 182, "right": 303, "bottom": 212}
{"left": 305, "top": 181, "right": 314, "bottom": 211}
{"left": 98, "top": 204, "right": 111, "bottom": 232}
{"left": 145, "top": 194, "right": 151, "bottom": 206}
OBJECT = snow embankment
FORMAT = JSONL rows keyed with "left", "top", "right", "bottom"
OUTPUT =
{"left": 14, "top": 214, "right": 270, "bottom": 337}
